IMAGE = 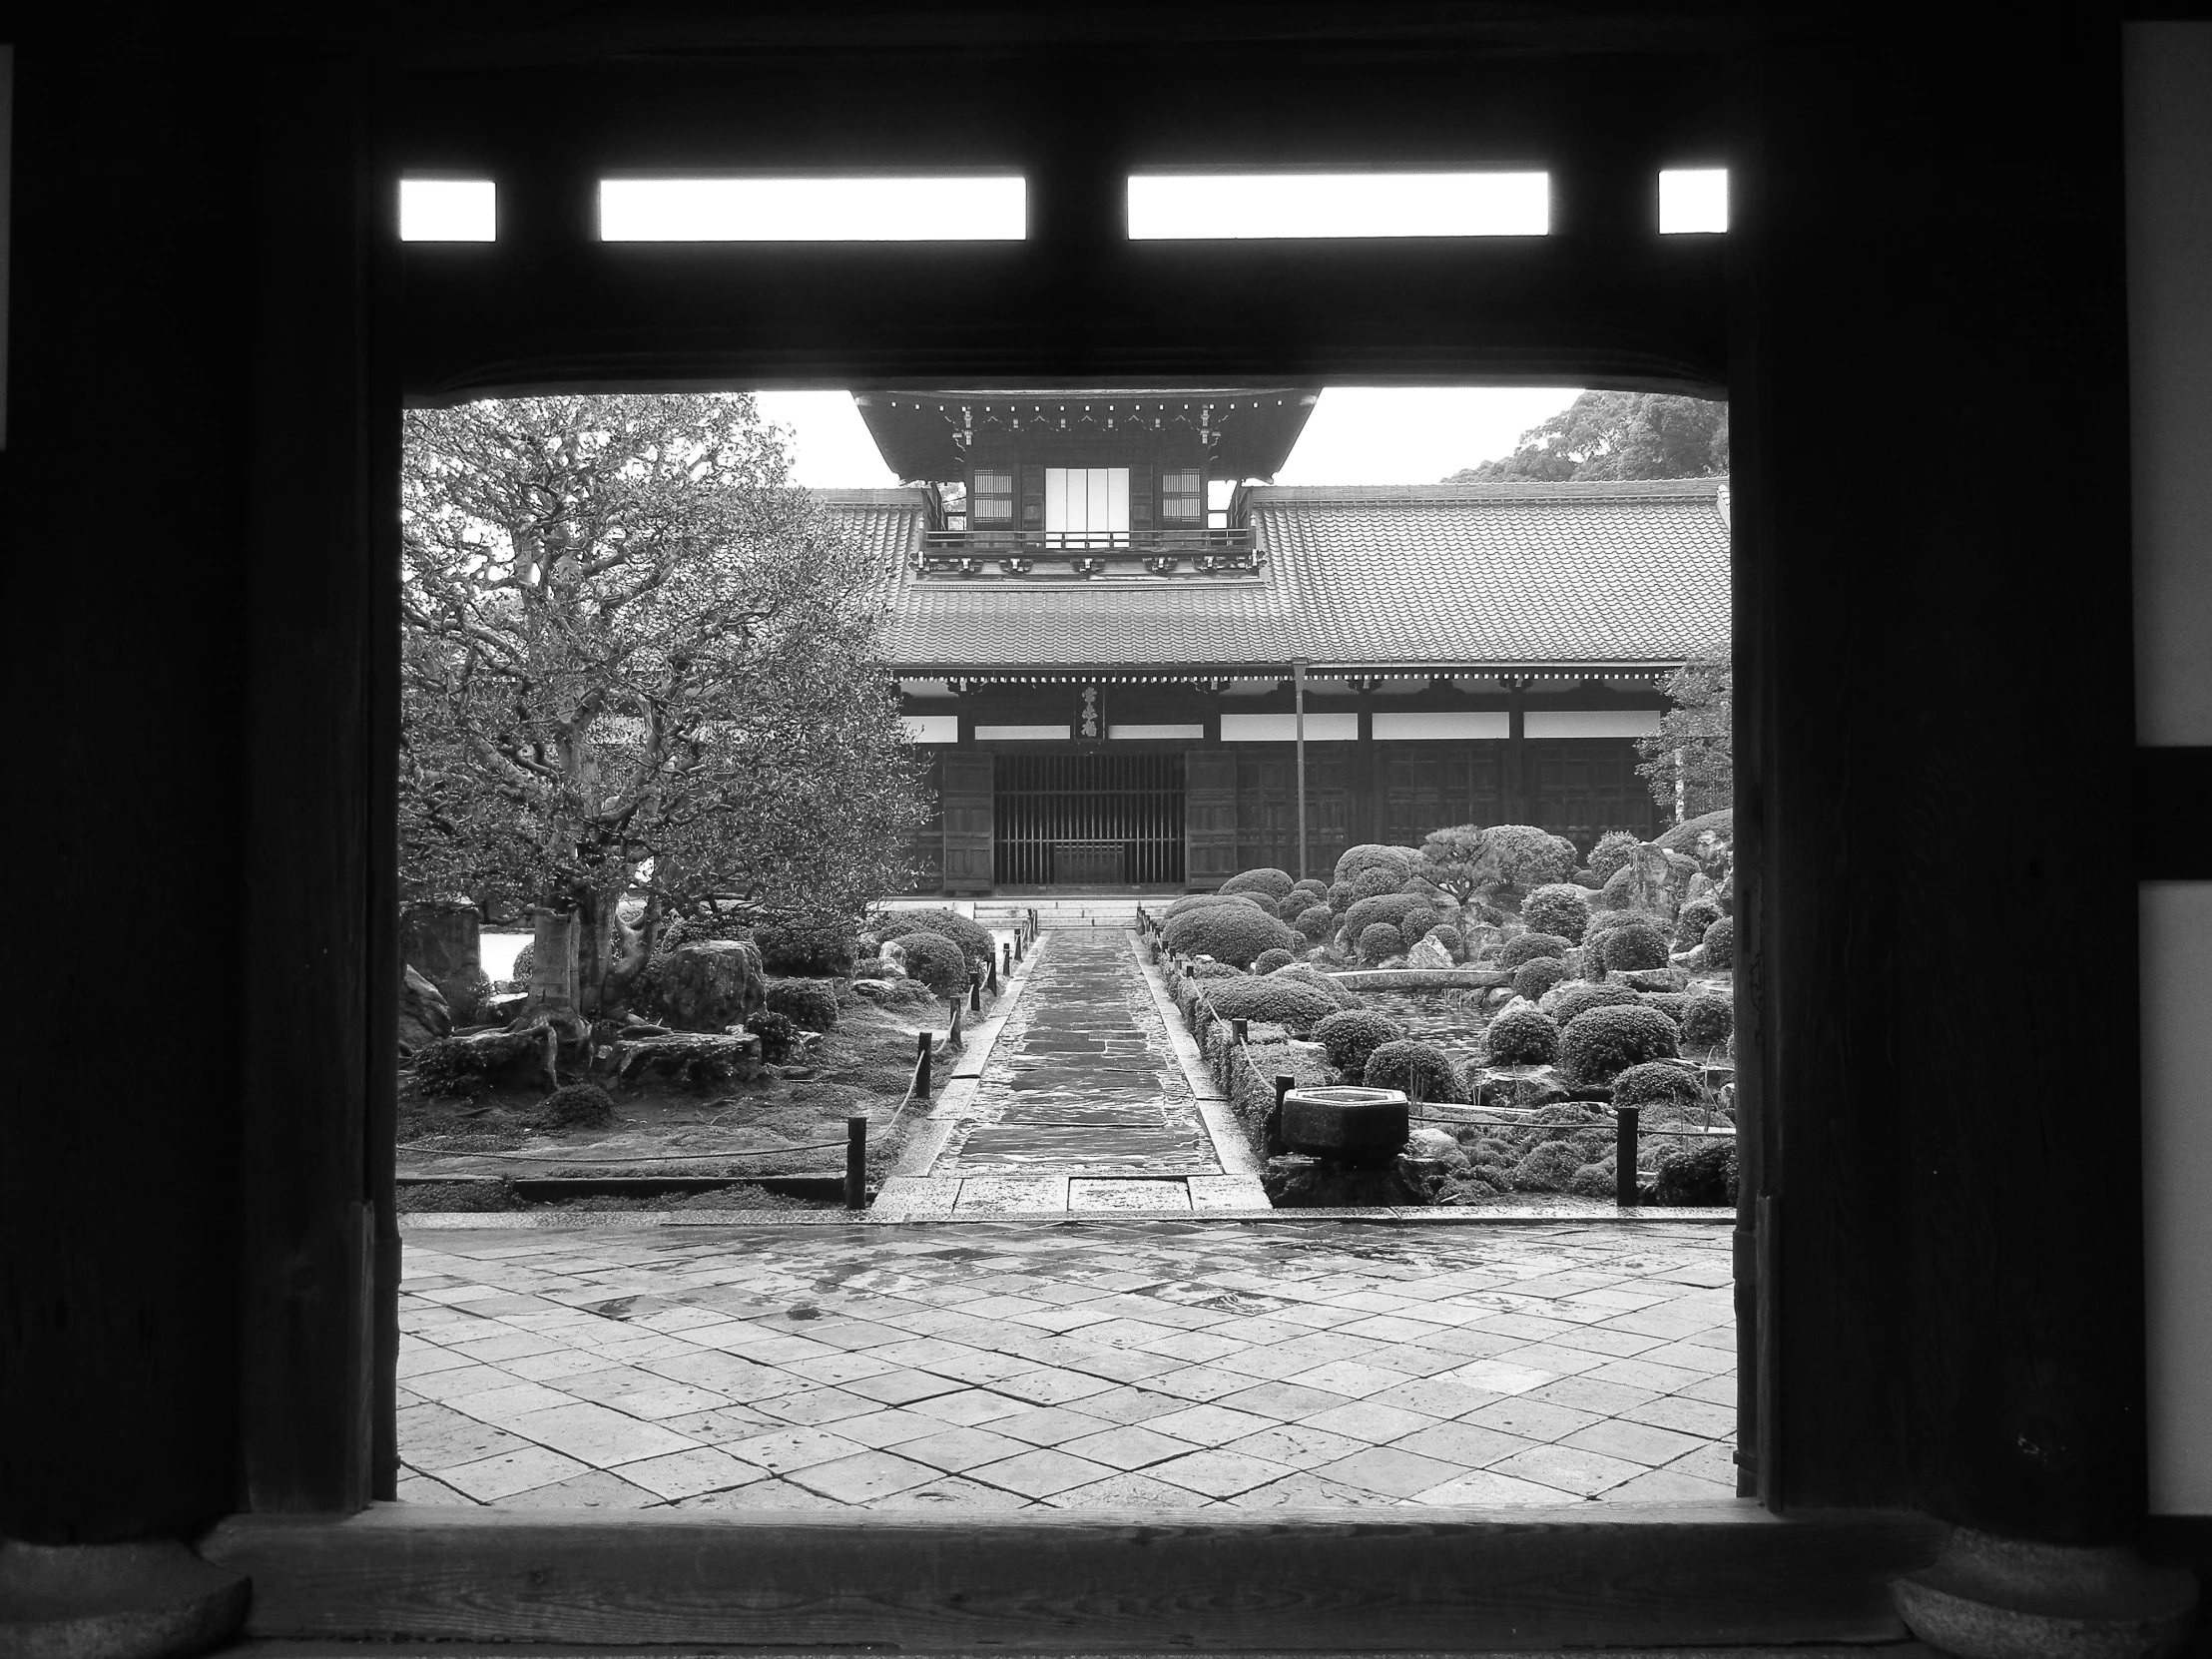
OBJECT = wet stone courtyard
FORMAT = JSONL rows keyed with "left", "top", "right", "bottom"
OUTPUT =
{"left": 397, "top": 1216, "right": 1739, "bottom": 1512}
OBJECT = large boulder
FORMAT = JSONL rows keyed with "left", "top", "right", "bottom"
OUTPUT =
{"left": 412, "top": 1024, "right": 560, "bottom": 1095}
{"left": 657, "top": 939, "right": 767, "bottom": 1032}
{"left": 399, "top": 964, "right": 452, "bottom": 1052}
{"left": 1470, "top": 1063, "right": 1574, "bottom": 1111}
{"left": 614, "top": 1031, "right": 766, "bottom": 1089}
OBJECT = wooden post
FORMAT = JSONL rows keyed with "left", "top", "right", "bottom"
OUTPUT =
{"left": 1294, "top": 657, "right": 1310, "bottom": 883}
{"left": 948, "top": 1000, "right": 965, "bottom": 1049}
{"left": 1001, "top": 940, "right": 1011, "bottom": 979}
{"left": 1231, "top": 1018, "right": 1248, "bottom": 1045}
{"left": 1616, "top": 1106, "right": 1640, "bottom": 1208}
{"left": 1271, "top": 1073, "right": 1296, "bottom": 1156}
{"left": 915, "top": 1030, "right": 932, "bottom": 1098}
{"left": 844, "top": 1116, "right": 867, "bottom": 1211}
{"left": 987, "top": 951, "right": 999, "bottom": 993}
{"left": 969, "top": 973, "right": 983, "bottom": 1012}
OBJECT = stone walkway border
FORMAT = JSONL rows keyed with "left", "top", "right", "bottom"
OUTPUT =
{"left": 403, "top": 1208, "right": 1732, "bottom": 1231}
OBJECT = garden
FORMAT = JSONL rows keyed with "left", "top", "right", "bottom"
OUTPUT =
{"left": 1143, "top": 812, "right": 1739, "bottom": 1210}
{"left": 394, "top": 904, "right": 1014, "bottom": 1214}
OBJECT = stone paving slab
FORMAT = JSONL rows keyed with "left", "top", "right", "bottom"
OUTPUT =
{"left": 396, "top": 1217, "right": 1738, "bottom": 1513}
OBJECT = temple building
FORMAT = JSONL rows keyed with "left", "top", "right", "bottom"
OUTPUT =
{"left": 824, "top": 388, "right": 1730, "bottom": 895}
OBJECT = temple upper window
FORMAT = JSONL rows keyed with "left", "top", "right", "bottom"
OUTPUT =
{"left": 973, "top": 469, "right": 1014, "bottom": 523}
{"left": 1045, "top": 468, "right": 1129, "bottom": 540}
{"left": 1161, "top": 468, "right": 1203, "bottom": 523}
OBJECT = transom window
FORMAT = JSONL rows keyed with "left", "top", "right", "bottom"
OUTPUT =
{"left": 972, "top": 469, "right": 1014, "bottom": 523}
{"left": 1045, "top": 467, "right": 1129, "bottom": 541}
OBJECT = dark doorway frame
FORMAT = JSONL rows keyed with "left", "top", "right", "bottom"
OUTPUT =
{"left": 6, "top": 7, "right": 2157, "bottom": 1645}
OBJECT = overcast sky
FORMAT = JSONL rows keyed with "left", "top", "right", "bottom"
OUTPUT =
{"left": 752, "top": 386, "right": 1585, "bottom": 490}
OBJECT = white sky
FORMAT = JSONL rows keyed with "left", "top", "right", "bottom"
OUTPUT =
{"left": 751, "top": 386, "right": 1585, "bottom": 490}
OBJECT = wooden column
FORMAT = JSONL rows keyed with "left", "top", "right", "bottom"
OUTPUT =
{"left": 1736, "top": 20, "right": 2143, "bottom": 1537}
{"left": 0, "top": 25, "right": 257, "bottom": 1544}
{"left": 239, "top": 59, "right": 380, "bottom": 1513}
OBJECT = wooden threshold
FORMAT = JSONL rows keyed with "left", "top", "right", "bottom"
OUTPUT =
{"left": 201, "top": 1503, "right": 1943, "bottom": 1651}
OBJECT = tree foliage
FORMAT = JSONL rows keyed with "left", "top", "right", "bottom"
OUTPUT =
{"left": 1636, "top": 652, "right": 1733, "bottom": 819}
{"left": 399, "top": 393, "right": 925, "bottom": 1009}
{"left": 1446, "top": 391, "right": 1729, "bottom": 483}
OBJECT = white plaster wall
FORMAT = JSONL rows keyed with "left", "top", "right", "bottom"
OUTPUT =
{"left": 2128, "top": 23, "right": 2212, "bottom": 747}
{"left": 2141, "top": 884, "right": 2212, "bottom": 1513}
{"left": 2126, "top": 22, "right": 2212, "bottom": 1516}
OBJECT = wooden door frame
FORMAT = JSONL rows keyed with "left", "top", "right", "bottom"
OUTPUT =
{"left": 5, "top": 5, "right": 2130, "bottom": 1639}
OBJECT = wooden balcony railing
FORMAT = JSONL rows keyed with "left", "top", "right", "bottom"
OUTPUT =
{"left": 914, "top": 527, "right": 1260, "bottom": 575}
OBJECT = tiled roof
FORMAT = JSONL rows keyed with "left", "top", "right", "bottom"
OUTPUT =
{"left": 819, "top": 478, "right": 1730, "bottom": 675}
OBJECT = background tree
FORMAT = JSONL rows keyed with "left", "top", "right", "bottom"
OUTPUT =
{"left": 1636, "top": 652, "right": 1733, "bottom": 820}
{"left": 400, "top": 392, "right": 925, "bottom": 1016}
{"left": 1446, "top": 391, "right": 1728, "bottom": 482}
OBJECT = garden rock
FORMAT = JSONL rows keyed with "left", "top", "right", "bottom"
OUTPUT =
{"left": 401, "top": 900, "right": 489, "bottom": 1023}
{"left": 658, "top": 939, "right": 767, "bottom": 1032}
{"left": 615, "top": 1031, "right": 765, "bottom": 1089}
{"left": 399, "top": 964, "right": 452, "bottom": 1052}
{"left": 1404, "top": 933, "right": 1455, "bottom": 970}
{"left": 1472, "top": 1064, "right": 1573, "bottom": 1110}
{"left": 1623, "top": 967, "right": 1691, "bottom": 992}
{"left": 414, "top": 1024, "right": 559, "bottom": 1095}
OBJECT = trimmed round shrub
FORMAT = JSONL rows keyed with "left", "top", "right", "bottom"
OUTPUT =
{"left": 1655, "top": 1139, "right": 1738, "bottom": 1205}
{"left": 1425, "top": 923, "right": 1465, "bottom": 961}
{"left": 1481, "top": 826, "right": 1580, "bottom": 895}
{"left": 765, "top": 977, "right": 839, "bottom": 1032}
{"left": 1295, "top": 904, "right": 1335, "bottom": 942}
{"left": 1674, "top": 896, "right": 1724, "bottom": 951}
{"left": 1164, "top": 890, "right": 1266, "bottom": 920}
{"left": 540, "top": 1082, "right": 615, "bottom": 1128}
{"left": 1270, "top": 962, "right": 1364, "bottom": 1006}
{"left": 1680, "top": 993, "right": 1734, "bottom": 1049}
{"left": 754, "top": 916, "right": 857, "bottom": 976}
{"left": 1521, "top": 883, "right": 1591, "bottom": 944}
{"left": 1357, "top": 921, "right": 1403, "bottom": 964}
{"left": 1509, "top": 1141, "right": 1583, "bottom": 1193}
{"left": 1611, "top": 1061, "right": 1704, "bottom": 1114}
{"left": 1640, "top": 991, "right": 1688, "bottom": 1023}
{"left": 1513, "top": 956, "right": 1569, "bottom": 1001}
{"left": 1161, "top": 901, "right": 1300, "bottom": 969}
{"left": 1190, "top": 957, "right": 1245, "bottom": 980}
{"left": 1313, "top": 1009, "right": 1408, "bottom": 1074}
{"left": 1567, "top": 1159, "right": 1621, "bottom": 1200}
{"left": 893, "top": 930, "right": 970, "bottom": 1000}
{"left": 1654, "top": 807, "right": 1733, "bottom": 853}
{"left": 1559, "top": 1004, "right": 1681, "bottom": 1085}
{"left": 1350, "top": 867, "right": 1402, "bottom": 901}
{"left": 1221, "top": 867, "right": 1296, "bottom": 901}
{"left": 1547, "top": 979, "right": 1642, "bottom": 1028}
{"left": 1327, "top": 881, "right": 1356, "bottom": 912}
{"left": 1702, "top": 914, "right": 1736, "bottom": 964}
{"left": 1252, "top": 947, "right": 1297, "bottom": 975}
{"left": 1483, "top": 1003, "right": 1561, "bottom": 1064}
{"left": 1500, "top": 931, "right": 1574, "bottom": 970}
{"left": 874, "top": 907, "right": 994, "bottom": 969}
{"left": 1593, "top": 920, "right": 1670, "bottom": 973}
{"left": 1341, "top": 891, "right": 1431, "bottom": 945}
{"left": 1201, "top": 974, "right": 1342, "bottom": 1036}
{"left": 1396, "top": 904, "right": 1439, "bottom": 944}
{"left": 1586, "top": 908, "right": 1658, "bottom": 940}
{"left": 1586, "top": 830, "right": 1642, "bottom": 889}
{"left": 510, "top": 940, "right": 535, "bottom": 984}
{"left": 1364, "top": 1038, "right": 1462, "bottom": 1103}
{"left": 1291, "top": 877, "right": 1331, "bottom": 900}
{"left": 1335, "top": 843, "right": 1415, "bottom": 887}
{"left": 748, "top": 1009, "right": 802, "bottom": 1065}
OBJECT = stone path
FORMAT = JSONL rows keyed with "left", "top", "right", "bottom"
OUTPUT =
{"left": 879, "top": 932, "right": 1266, "bottom": 1218}
{"left": 395, "top": 1217, "right": 1740, "bottom": 1512}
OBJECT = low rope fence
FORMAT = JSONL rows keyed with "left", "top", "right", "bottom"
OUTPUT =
{"left": 1135, "top": 904, "right": 1732, "bottom": 1208}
